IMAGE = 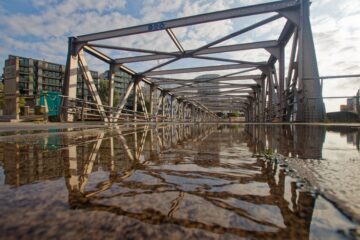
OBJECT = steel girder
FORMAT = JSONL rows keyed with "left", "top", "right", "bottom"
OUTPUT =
{"left": 94, "top": 41, "right": 278, "bottom": 64}
{"left": 143, "top": 63, "right": 261, "bottom": 76}
{"left": 62, "top": 0, "right": 323, "bottom": 123}
{"left": 76, "top": 0, "right": 299, "bottom": 42}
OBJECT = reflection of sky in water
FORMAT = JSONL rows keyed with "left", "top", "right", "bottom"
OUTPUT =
{"left": 283, "top": 128, "right": 360, "bottom": 221}
{"left": 322, "top": 131, "right": 359, "bottom": 160}
{"left": 310, "top": 195, "right": 356, "bottom": 239}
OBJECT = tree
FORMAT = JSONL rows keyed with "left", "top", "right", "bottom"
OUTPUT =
{"left": 216, "top": 112, "right": 226, "bottom": 118}
{"left": 98, "top": 80, "right": 120, "bottom": 107}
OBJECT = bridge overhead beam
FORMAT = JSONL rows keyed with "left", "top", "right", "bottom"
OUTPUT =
{"left": 177, "top": 89, "right": 254, "bottom": 96}
{"left": 76, "top": 0, "right": 299, "bottom": 42}
{"left": 205, "top": 103, "right": 247, "bottom": 107}
{"left": 168, "top": 84, "right": 257, "bottom": 93}
{"left": 109, "top": 41, "right": 278, "bottom": 64}
{"left": 148, "top": 75, "right": 261, "bottom": 84}
{"left": 144, "top": 63, "right": 261, "bottom": 76}
{"left": 208, "top": 108, "right": 246, "bottom": 112}
{"left": 187, "top": 96, "right": 249, "bottom": 101}
{"left": 195, "top": 97, "right": 248, "bottom": 101}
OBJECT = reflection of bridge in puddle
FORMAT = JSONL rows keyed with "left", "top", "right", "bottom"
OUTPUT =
{"left": 0, "top": 124, "right": 356, "bottom": 238}
{"left": 246, "top": 124, "right": 360, "bottom": 158}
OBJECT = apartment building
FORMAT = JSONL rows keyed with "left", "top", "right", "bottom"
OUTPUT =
{"left": 2, "top": 55, "right": 99, "bottom": 119}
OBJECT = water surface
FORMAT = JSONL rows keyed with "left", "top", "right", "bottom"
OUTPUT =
{"left": 0, "top": 124, "right": 358, "bottom": 239}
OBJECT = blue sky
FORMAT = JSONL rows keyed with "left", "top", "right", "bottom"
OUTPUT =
{"left": 0, "top": 0, "right": 359, "bottom": 112}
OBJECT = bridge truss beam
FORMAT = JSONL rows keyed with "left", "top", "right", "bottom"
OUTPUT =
{"left": 62, "top": 0, "right": 324, "bottom": 122}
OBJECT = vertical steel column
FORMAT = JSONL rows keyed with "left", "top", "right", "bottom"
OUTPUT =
{"left": 247, "top": 101, "right": 252, "bottom": 122}
{"left": 108, "top": 64, "right": 115, "bottom": 122}
{"left": 182, "top": 102, "right": 186, "bottom": 121}
{"left": 245, "top": 108, "right": 249, "bottom": 122}
{"left": 270, "top": 69, "right": 279, "bottom": 121}
{"left": 253, "top": 94, "right": 257, "bottom": 122}
{"left": 149, "top": 84, "right": 156, "bottom": 121}
{"left": 133, "top": 79, "right": 138, "bottom": 121}
{"left": 175, "top": 100, "right": 180, "bottom": 121}
{"left": 161, "top": 92, "right": 165, "bottom": 120}
{"left": 179, "top": 100, "right": 183, "bottom": 121}
{"left": 170, "top": 95, "right": 174, "bottom": 120}
{"left": 279, "top": 46, "right": 285, "bottom": 121}
{"left": 261, "top": 79, "right": 266, "bottom": 122}
{"left": 297, "top": 0, "right": 324, "bottom": 121}
{"left": 63, "top": 37, "right": 78, "bottom": 122}
{"left": 255, "top": 90, "right": 260, "bottom": 122}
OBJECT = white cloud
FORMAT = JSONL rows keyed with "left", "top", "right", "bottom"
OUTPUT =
{"left": 31, "top": 0, "right": 59, "bottom": 8}
{"left": 141, "top": 0, "right": 184, "bottom": 22}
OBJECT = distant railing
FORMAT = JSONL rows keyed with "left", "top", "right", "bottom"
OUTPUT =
{"left": 264, "top": 74, "right": 360, "bottom": 121}
{"left": 59, "top": 95, "right": 193, "bottom": 122}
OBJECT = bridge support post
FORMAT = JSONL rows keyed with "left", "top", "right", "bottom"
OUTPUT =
{"left": 260, "top": 80, "right": 266, "bottom": 122}
{"left": 170, "top": 95, "right": 174, "bottom": 120}
{"left": 270, "top": 67, "right": 278, "bottom": 121}
{"left": 161, "top": 92, "right": 165, "bottom": 121}
{"left": 63, "top": 37, "right": 78, "bottom": 122}
{"left": 248, "top": 101, "right": 253, "bottom": 122}
{"left": 149, "top": 84, "right": 156, "bottom": 121}
{"left": 279, "top": 46, "right": 285, "bottom": 121}
{"left": 255, "top": 90, "right": 260, "bottom": 122}
{"left": 182, "top": 102, "right": 186, "bottom": 122}
{"left": 133, "top": 79, "right": 138, "bottom": 121}
{"left": 108, "top": 63, "right": 115, "bottom": 122}
{"left": 177, "top": 100, "right": 181, "bottom": 121}
{"left": 296, "top": 0, "right": 325, "bottom": 121}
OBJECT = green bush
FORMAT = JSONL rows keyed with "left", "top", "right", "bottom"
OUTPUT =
{"left": 228, "top": 111, "right": 240, "bottom": 117}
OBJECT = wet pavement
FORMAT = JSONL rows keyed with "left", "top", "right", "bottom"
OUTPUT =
{"left": 0, "top": 123, "right": 358, "bottom": 239}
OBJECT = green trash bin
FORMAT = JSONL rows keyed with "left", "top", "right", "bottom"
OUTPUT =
{"left": 39, "top": 91, "right": 61, "bottom": 117}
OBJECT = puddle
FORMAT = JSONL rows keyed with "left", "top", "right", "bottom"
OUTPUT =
{"left": 0, "top": 124, "right": 358, "bottom": 239}
{"left": 246, "top": 124, "right": 360, "bottom": 223}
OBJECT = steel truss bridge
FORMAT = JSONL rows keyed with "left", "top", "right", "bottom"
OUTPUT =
{"left": 62, "top": 0, "right": 325, "bottom": 123}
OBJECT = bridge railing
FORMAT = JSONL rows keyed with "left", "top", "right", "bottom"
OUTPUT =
{"left": 59, "top": 95, "right": 197, "bottom": 122}
{"left": 264, "top": 74, "right": 360, "bottom": 122}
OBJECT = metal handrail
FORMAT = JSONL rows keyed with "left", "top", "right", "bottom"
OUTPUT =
{"left": 303, "top": 74, "right": 360, "bottom": 80}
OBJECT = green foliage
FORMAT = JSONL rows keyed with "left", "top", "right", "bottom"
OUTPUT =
{"left": 19, "top": 97, "right": 26, "bottom": 107}
{"left": 99, "top": 80, "right": 120, "bottom": 106}
{"left": 216, "top": 112, "right": 226, "bottom": 117}
{"left": 124, "top": 95, "right": 150, "bottom": 113}
{"left": 228, "top": 111, "right": 240, "bottom": 117}
{"left": 145, "top": 99, "right": 151, "bottom": 113}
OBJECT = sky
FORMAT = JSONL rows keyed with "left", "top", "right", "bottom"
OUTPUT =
{"left": 0, "top": 0, "right": 359, "bottom": 112}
